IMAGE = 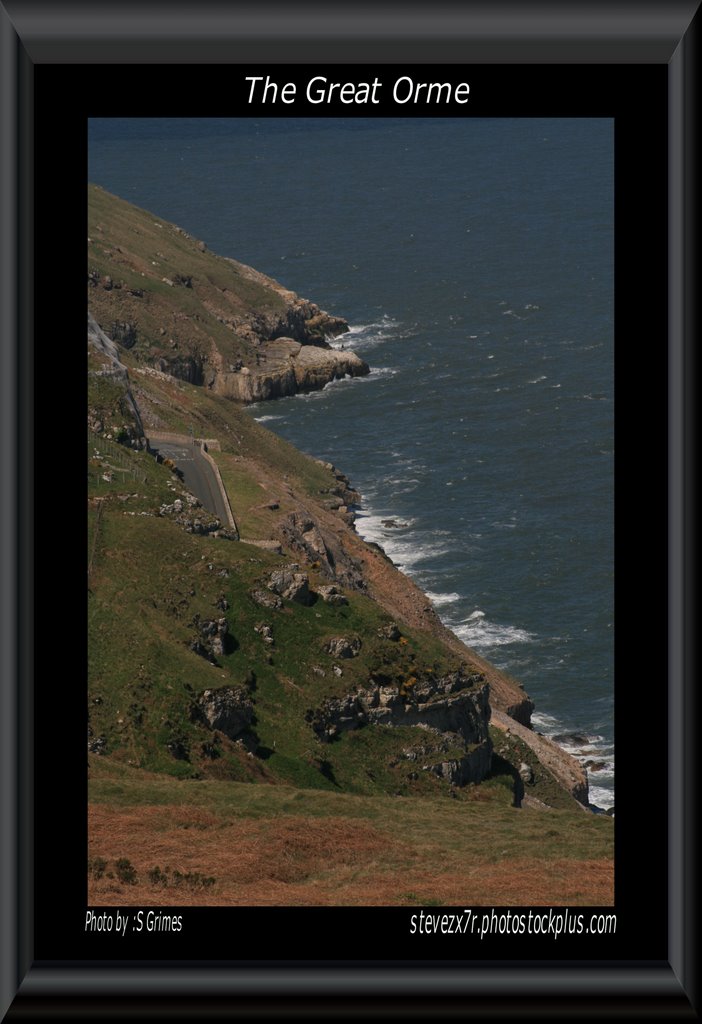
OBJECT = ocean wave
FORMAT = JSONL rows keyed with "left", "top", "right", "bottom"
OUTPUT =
{"left": 531, "top": 710, "right": 614, "bottom": 807}
{"left": 289, "top": 370, "right": 388, "bottom": 401}
{"left": 588, "top": 784, "right": 615, "bottom": 811}
{"left": 425, "top": 590, "right": 462, "bottom": 607}
{"left": 253, "top": 413, "right": 284, "bottom": 422}
{"left": 354, "top": 514, "right": 453, "bottom": 569}
{"left": 322, "top": 372, "right": 391, "bottom": 390}
{"left": 293, "top": 388, "right": 330, "bottom": 403}
{"left": 453, "top": 610, "right": 536, "bottom": 649}
{"left": 295, "top": 367, "right": 399, "bottom": 399}
{"left": 328, "top": 315, "right": 407, "bottom": 353}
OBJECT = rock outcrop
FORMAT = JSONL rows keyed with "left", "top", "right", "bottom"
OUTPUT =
{"left": 88, "top": 184, "right": 369, "bottom": 407}
{"left": 220, "top": 257, "right": 349, "bottom": 345}
{"left": 491, "top": 708, "right": 589, "bottom": 805}
{"left": 194, "top": 686, "right": 253, "bottom": 741}
{"left": 307, "top": 669, "right": 492, "bottom": 787}
{"left": 324, "top": 635, "right": 362, "bottom": 659}
{"left": 267, "top": 567, "right": 313, "bottom": 606}
{"left": 88, "top": 312, "right": 146, "bottom": 446}
{"left": 214, "top": 339, "right": 369, "bottom": 403}
{"left": 189, "top": 615, "right": 232, "bottom": 663}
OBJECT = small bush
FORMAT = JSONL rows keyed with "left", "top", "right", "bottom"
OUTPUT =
{"left": 145, "top": 865, "right": 215, "bottom": 890}
{"left": 147, "top": 866, "right": 169, "bottom": 887}
{"left": 88, "top": 856, "right": 107, "bottom": 880}
{"left": 114, "top": 857, "right": 138, "bottom": 885}
{"left": 172, "top": 869, "right": 216, "bottom": 890}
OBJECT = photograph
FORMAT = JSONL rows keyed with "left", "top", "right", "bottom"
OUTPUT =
{"left": 86, "top": 116, "right": 615, "bottom": 909}
{"left": 2, "top": 1, "right": 698, "bottom": 1017}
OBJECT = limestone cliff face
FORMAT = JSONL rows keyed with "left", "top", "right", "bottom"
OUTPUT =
{"left": 308, "top": 670, "right": 493, "bottom": 787}
{"left": 213, "top": 338, "right": 369, "bottom": 403}
{"left": 87, "top": 184, "right": 368, "bottom": 404}
{"left": 87, "top": 313, "right": 146, "bottom": 445}
{"left": 218, "top": 258, "right": 349, "bottom": 345}
{"left": 311, "top": 670, "right": 489, "bottom": 743}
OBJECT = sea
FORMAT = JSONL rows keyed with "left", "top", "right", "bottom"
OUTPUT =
{"left": 88, "top": 117, "right": 614, "bottom": 810}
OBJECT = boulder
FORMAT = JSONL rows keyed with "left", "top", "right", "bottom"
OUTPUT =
{"left": 195, "top": 686, "right": 253, "bottom": 740}
{"left": 254, "top": 622, "right": 274, "bottom": 645}
{"left": 250, "top": 588, "right": 283, "bottom": 610}
{"left": 190, "top": 615, "right": 231, "bottom": 661}
{"left": 267, "top": 568, "right": 312, "bottom": 605}
{"left": 110, "top": 321, "right": 137, "bottom": 348}
{"left": 325, "top": 636, "right": 362, "bottom": 659}
{"left": 378, "top": 622, "right": 401, "bottom": 641}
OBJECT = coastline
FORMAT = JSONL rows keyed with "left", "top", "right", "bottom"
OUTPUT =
{"left": 355, "top": 507, "right": 613, "bottom": 814}
{"left": 89, "top": 182, "right": 610, "bottom": 814}
{"left": 251, "top": 387, "right": 612, "bottom": 814}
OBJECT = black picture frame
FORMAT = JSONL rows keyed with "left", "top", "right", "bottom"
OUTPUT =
{"left": 1, "top": 2, "right": 699, "bottom": 1018}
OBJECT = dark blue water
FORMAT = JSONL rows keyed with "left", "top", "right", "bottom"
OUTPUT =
{"left": 89, "top": 117, "right": 614, "bottom": 807}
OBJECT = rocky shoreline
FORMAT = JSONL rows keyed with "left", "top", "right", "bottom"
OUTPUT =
{"left": 213, "top": 336, "right": 369, "bottom": 403}
{"left": 88, "top": 183, "right": 370, "bottom": 405}
{"left": 87, "top": 184, "right": 594, "bottom": 811}
{"left": 261, "top": 452, "right": 591, "bottom": 809}
{"left": 345, "top": 498, "right": 592, "bottom": 809}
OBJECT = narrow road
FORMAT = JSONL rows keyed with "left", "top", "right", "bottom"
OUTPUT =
{"left": 150, "top": 439, "right": 231, "bottom": 526}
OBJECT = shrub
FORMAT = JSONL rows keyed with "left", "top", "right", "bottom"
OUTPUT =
{"left": 147, "top": 866, "right": 169, "bottom": 887}
{"left": 114, "top": 857, "right": 138, "bottom": 885}
{"left": 88, "top": 856, "right": 107, "bottom": 880}
{"left": 145, "top": 865, "right": 215, "bottom": 890}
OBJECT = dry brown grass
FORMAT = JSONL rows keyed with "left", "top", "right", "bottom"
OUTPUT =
{"left": 88, "top": 803, "right": 613, "bottom": 907}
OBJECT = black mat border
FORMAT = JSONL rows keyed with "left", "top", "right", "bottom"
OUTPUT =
{"left": 1, "top": 2, "right": 699, "bottom": 1019}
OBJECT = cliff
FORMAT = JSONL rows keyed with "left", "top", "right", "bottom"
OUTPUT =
{"left": 88, "top": 184, "right": 369, "bottom": 403}
{"left": 88, "top": 189, "right": 592, "bottom": 820}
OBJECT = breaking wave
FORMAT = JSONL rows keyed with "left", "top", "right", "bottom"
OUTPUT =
{"left": 531, "top": 710, "right": 615, "bottom": 810}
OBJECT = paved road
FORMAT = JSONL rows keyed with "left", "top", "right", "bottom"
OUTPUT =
{"left": 151, "top": 440, "right": 231, "bottom": 525}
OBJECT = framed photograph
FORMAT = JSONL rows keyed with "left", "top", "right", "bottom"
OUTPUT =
{"left": 1, "top": 2, "right": 698, "bottom": 1018}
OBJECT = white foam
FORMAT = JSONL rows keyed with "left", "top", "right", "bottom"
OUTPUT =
{"left": 354, "top": 514, "right": 453, "bottom": 569}
{"left": 531, "top": 711, "right": 615, "bottom": 807}
{"left": 453, "top": 611, "right": 535, "bottom": 649}
{"left": 293, "top": 388, "right": 328, "bottom": 402}
{"left": 531, "top": 710, "right": 563, "bottom": 732}
{"left": 425, "top": 591, "right": 462, "bottom": 607}
{"left": 588, "top": 784, "right": 615, "bottom": 811}
{"left": 253, "top": 414, "right": 283, "bottom": 422}
{"left": 392, "top": 539, "right": 454, "bottom": 569}
{"left": 368, "top": 366, "right": 399, "bottom": 380}
{"left": 329, "top": 316, "right": 405, "bottom": 353}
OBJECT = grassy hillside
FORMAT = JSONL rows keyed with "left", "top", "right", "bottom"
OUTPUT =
{"left": 88, "top": 183, "right": 287, "bottom": 373}
{"left": 88, "top": 756, "right": 614, "bottom": 907}
{"left": 89, "top": 407, "right": 483, "bottom": 796}
{"left": 87, "top": 188, "right": 613, "bottom": 906}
